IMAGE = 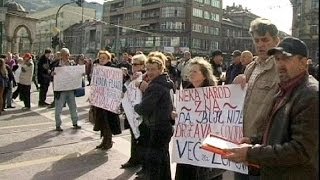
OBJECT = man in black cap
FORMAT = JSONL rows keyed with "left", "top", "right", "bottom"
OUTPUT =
{"left": 210, "top": 49, "right": 225, "bottom": 85}
{"left": 225, "top": 50, "right": 244, "bottom": 84}
{"left": 224, "top": 37, "right": 319, "bottom": 180}
{"left": 37, "top": 48, "right": 52, "bottom": 107}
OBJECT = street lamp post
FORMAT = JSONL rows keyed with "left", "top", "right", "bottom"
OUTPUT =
{"left": 52, "top": 0, "right": 83, "bottom": 50}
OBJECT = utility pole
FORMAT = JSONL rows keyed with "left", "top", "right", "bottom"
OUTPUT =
{"left": 0, "top": 0, "right": 6, "bottom": 54}
{"left": 115, "top": 17, "right": 120, "bottom": 60}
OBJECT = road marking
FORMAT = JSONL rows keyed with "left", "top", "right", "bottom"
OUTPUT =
{"left": 0, "top": 122, "right": 52, "bottom": 130}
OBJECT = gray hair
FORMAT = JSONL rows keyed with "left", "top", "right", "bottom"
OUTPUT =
{"left": 60, "top": 48, "right": 70, "bottom": 55}
{"left": 249, "top": 18, "right": 278, "bottom": 38}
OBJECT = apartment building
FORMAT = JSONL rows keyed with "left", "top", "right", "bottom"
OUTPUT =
{"left": 291, "top": 0, "right": 319, "bottom": 62}
{"left": 102, "top": 0, "right": 223, "bottom": 56}
{"left": 29, "top": 5, "right": 96, "bottom": 54}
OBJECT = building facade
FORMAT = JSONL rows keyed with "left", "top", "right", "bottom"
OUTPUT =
{"left": 64, "top": 20, "right": 105, "bottom": 58}
{"left": 290, "top": 0, "right": 319, "bottom": 62}
{"left": 221, "top": 4, "right": 258, "bottom": 60}
{"left": 102, "top": 0, "right": 223, "bottom": 56}
{"left": 29, "top": 5, "right": 96, "bottom": 54}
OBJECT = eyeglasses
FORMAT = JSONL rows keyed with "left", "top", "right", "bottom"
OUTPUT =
{"left": 132, "top": 63, "right": 143, "bottom": 66}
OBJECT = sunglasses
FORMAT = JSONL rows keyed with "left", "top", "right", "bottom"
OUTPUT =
{"left": 132, "top": 63, "right": 143, "bottom": 66}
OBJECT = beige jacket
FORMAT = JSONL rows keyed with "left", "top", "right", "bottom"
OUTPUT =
{"left": 243, "top": 56, "right": 279, "bottom": 137}
{"left": 19, "top": 60, "right": 34, "bottom": 86}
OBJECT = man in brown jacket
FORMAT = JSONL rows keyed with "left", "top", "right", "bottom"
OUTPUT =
{"left": 224, "top": 37, "right": 319, "bottom": 180}
{"left": 233, "top": 17, "right": 280, "bottom": 179}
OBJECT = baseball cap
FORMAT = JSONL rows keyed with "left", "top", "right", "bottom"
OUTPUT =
{"left": 231, "top": 50, "right": 241, "bottom": 57}
{"left": 267, "top": 37, "right": 308, "bottom": 57}
{"left": 23, "top": 53, "right": 32, "bottom": 59}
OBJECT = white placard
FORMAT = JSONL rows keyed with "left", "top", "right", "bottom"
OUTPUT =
{"left": 53, "top": 65, "right": 85, "bottom": 91}
{"left": 89, "top": 65, "right": 123, "bottom": 114}
{"left": 172, "top": 84, "right": 248, "bottom": 174}
{"left": 121, "top": 76, "right": 143, "bottom": 139}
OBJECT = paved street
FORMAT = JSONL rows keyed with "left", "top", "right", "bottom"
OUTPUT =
{"left": 0, "top": 83, "right": 233, "bottom": 180}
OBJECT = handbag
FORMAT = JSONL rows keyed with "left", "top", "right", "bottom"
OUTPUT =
{"left": 75, "top": 77, "right": 85, "bottom": 97}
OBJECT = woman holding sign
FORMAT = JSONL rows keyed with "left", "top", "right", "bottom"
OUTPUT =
{"left": 91, "top": 50, "right": 121, "bottom": 150}
{"left": 174, "top": 57, "right": 225, "bottom": 180}
{"left": 121, "top": 53, "right": 147, "bottom": 169}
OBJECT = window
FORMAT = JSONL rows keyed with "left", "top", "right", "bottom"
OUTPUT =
{"left": 192, "top": 38, "right": 201, "bottom": 49}
{"left": 210, "top": 41, "right": 219, "bottom": 50}
{"left": 203, "top": 26, "right": 210, "bottom": 34}
{"left": 161, "top": 7, "right": 185, "bottom": 18}
{"left": 171, "top": 37, "right": 180, "bottom": 47}
{"left": 162, "top": 37, "right": 171, "bottom": 47}
{"left": 211, "top": 0, "right": 220, "bottom": 8}
{"left": 211, "top": 13, "right": 220, "bottom": 22}
{"left": 161, "top": 22, "right": 185, "bottom": 31}
{"left": 192, "top": 24, "right": 202, "bottom": 32}
{"left": 204, "top": 0, "right": 211, "bottom": 5}
{"left": 194, "top": 0, "right": 203, "bottom": 3}
{"left": 311, "top": 0, "right": 319, "bottom": 9}
{"left": 180, "top": 37, "right": 188, "bottom": 47}
{"left": 204, "top": 11, "right": 210, "bottom": 20}
{"left": 145, "top": 37, "right": 154, "bottom": 47}
{"left": 310, "top": 25, "right": 319, "bottom": 35}
{"left": 193, "top": 8, "right": 203, "bottom": 18}
{"left": 210, "top": 27, "right": 219, "bottom": 35}
{"left": 164, "top": 0, "right": 186, "bottom": 2}
{"left": 155, "top": 37, "right": 160, "bottom": 46}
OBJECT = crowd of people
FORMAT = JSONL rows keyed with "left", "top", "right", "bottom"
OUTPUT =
{"left": 0, "top": 17, "right": 319, "bottom": 180}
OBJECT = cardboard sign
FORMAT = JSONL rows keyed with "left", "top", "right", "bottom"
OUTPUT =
{"left": 172, "top": 84, "right": 248, "bottom": 174}
{"left": 121, "top": 76, "right": 143, "bottom": 139}
{"left": 89, "top": 65, "right": 123, "bottom": 114}
{"left": 53, "top": 65, "right": 85, "bottom": 91}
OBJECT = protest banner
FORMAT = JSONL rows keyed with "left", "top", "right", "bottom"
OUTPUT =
{"left": 89, "top": 65, "right": 123, "bottom": 114}
{"left": 53, "top": 65, "right": 85, "bottom": 91}
{"left": 121, "top": 76, "right": 143, "bottom": 139}
{"left": 172, "top": 84, "right": 248, "bottom": 174}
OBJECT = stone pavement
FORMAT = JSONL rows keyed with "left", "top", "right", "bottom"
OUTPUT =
{"left": 0, "top": 83, "right": 234, "bottom": 180}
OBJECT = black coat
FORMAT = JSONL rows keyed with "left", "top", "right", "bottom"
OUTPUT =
{"left": 92, "top": 60, "right": 122, "bottom": 135}
{"left": 37, "top": 54, "right": 51, "bottom": 84}
{"left": 134, "top": 74, "right": 174, "bottom": 129}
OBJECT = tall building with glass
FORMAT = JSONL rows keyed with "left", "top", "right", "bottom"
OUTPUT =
{"left": 102, "top": 0, "right": 222, "bottom": 56}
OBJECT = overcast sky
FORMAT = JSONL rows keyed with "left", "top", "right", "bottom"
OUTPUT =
{"left": 86, "top": 0, "right": 293, "bottom": 35}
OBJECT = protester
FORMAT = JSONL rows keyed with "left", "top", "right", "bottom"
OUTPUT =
{"left": 37, "top": 48, "right": 52, "bottom": 107}
{"left": 1, "top": 53, "right": 15, "bottom": 109}
{"left": 210, "top": 50, "right": 224, "bottom": 85}
{"left": 233, "top": 18, "right": 281, "bottom": 179}
{"left": 47, "top": 51, "right": 61, "bottom": 109}
{"left": 18, "top": 53, "right": 34, "bottom": 110}
{"left": 224, "top": 37, "right": 319, "bottom": 180}
{"left": 176, "top": 51, "right": 192, "bottom": 88}
{"left": 164, "top": 52, "right": 178, "bottom": 89}
{"left": 52, "top": 48, "right": 81, "bottom": 131}
{"left": 134, "top": 52, "right": 174, "bottom": 180}
{"left": 91, "top": 50, "right": 122, "bottom": 150}
{"left": 121, "top": 53, "right": 147, "bottom": 169}
{"left": 174, "top": 57, "right": 225, "bottom": 180}
{"left": 240, "top": 50, "right": 254, "bottom": 66}
{"left": 0, "top": 58, "right": 8, "bottom": 114}
{"left": 225, "top": 50, "right": 244, "bottom": 84}
{"left": 32, "top": 54, "right": 39, "bottom": 91}
{"left": 307, "top": 58, "right": 317, "bottom": 79}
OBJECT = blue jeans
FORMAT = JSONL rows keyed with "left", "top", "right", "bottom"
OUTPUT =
{"left": 55, "top": 90, "right": 78, "bottom": 128}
